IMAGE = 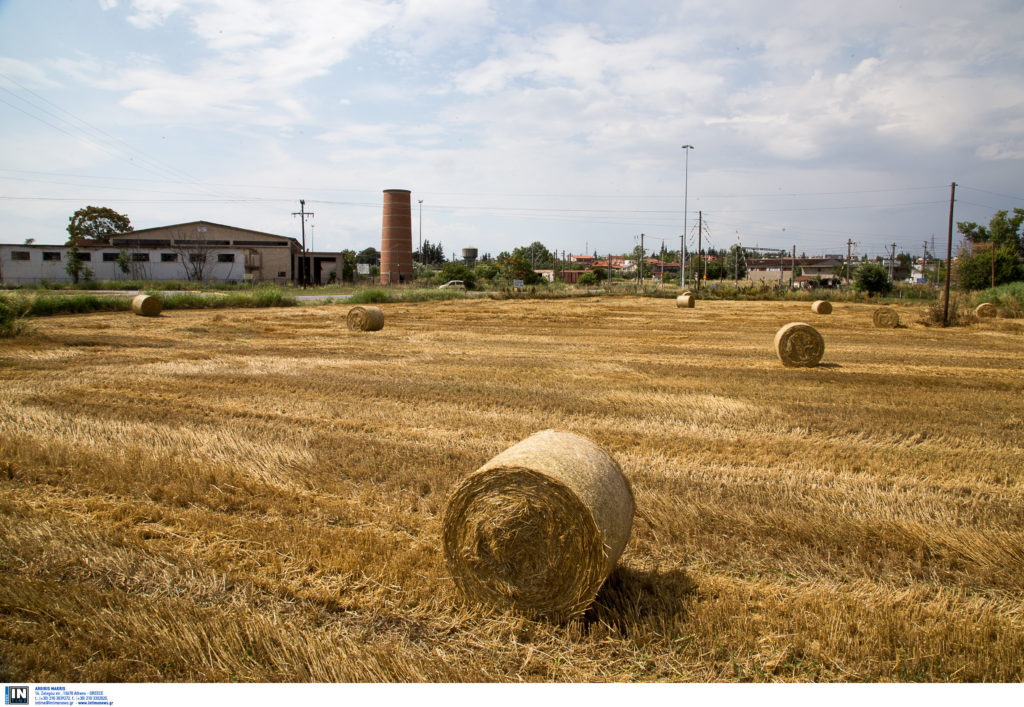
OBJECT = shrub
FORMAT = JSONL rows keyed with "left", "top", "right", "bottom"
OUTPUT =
{"left": 435, "top": 263, "right": 477, "bottom": 289}
{"left": 955, "top": 247, "right": 1023, "bottom": 291}
{"left": 0, "top": 294, "right": 31, "bottom": 337}
{"left": 576, "top": 272, "right": 598, "bottom": 287}
{"left": 854, "top": 262, "right": 893, "bottom": 295}
{"left": 346, "top": 288, "right": 393, "bottom": 304}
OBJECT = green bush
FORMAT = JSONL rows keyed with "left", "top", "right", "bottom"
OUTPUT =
{"left": 346, "top": 288, "right": 393, "bottom": 304}
{"left": 956, "top": 247, "right": 1023, "bottom": 291}
{"left": 576, "top": 272, "right": 598, "bottom": 287}
{"left": 435, "top": 263, "right": 476, "bottom": 289}
{"left": 975, "top": 281, "right": 1024, "bottom": 317}
{"left": 0, "top": 294, "right": 32, "bottom": 337}
{"left": 853, "top": 262, "right": 893, "bottom": 295}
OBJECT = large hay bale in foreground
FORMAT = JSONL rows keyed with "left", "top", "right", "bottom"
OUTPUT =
{"left": 873, "top": 307, "right": 899, "bottom": 328}
{"left": 774, "top": 322, "right": 824, "bottom": 367}
{"left": 131, "top": 294, "right": 162, "bottom": 317}
{"left": 442, "top": 429, "right": 634, "bottom": 622}
{"left": 975, "top": 302, "right": 997, "bottom": 318}
{"left": 676, "top": 293, "right": 695, "bottom": 308}
{"left": 346, "top": 305, "right": 384, "bottom": 331}
{"left": 811, "top": 300, "right": 832, "bottom": 314}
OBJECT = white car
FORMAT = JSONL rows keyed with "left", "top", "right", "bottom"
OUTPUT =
{"left": 438, "top": 280, "right": 466, "bottom": 290}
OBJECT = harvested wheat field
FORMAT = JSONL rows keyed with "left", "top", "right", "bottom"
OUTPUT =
{"left": 2, "top": 297, "right": 1023, "bottom": 682}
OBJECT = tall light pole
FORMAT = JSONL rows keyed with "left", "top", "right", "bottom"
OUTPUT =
{"left": 418, "top": 199, "right": 424, "bottom": 265}
{"left": 681, "top": 144, "right": 694, "bottom": 288}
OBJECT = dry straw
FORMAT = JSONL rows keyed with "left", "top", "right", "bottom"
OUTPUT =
{"left": 811, "top": 300, "right": 832, "bottom": 315}
{"left": 442, "top": 429, "right": 634, "bottom": 622}
{"left": 676, "top": 294, "right": 695, "bottom": 308}
{"left": 774, "top": 322, "right": 824, "bottom": 367}
{"left": 346, "top": 305, "right": 385, "bottom": 331}
{"left": 975, "top": 302, "right": 997, "bottom": 318}
{"left": 130, "top": 294, "right": 162, "bottom": 317}
{"left": 873, "top": 307, "right": 900, "bottom": 328}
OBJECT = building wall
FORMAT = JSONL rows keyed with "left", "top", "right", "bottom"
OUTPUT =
{"left": 0, "top": 245, "right": 245, "bottom": 285}
{"left": 117, "top": 221, "right": 297, "bottom": 284}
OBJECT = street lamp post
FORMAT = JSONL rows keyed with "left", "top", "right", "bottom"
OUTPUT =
{"left": 418, "top": 199, "right": 424, "bottom": 265}
{"left": 681, "top": 144, "right": 694, "bottom": 288}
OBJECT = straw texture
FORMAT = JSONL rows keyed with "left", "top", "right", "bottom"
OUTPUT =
{"left": 811, "top": 300, "right": 832, "bottom": 315}
{"left": 130, "top": 294, "right": 162, "bottom": 317}
{"left": 676, "top": 294, "right": 695, "bottom": 308}
{"left": 346, "top": 305, "right": 385, "bottom": 331}
{"left": 975, "top": 302, "right": 997, "bottom": 318}
{"left": 442, "top": 429, "right": 634, "bottom": 622}
{"left": 873, "top": 307, "right": 899, "bottom": 328}
{"left": 774, "top": 322, "right": 824, "bottom": 367}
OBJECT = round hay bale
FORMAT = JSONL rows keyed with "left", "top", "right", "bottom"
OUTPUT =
{"left": 442, "top": 429, "right": 634, "bottom": 622}
{"left": 872, "top": 307, "right": 899, "bottom": 328}
{"left": 774, "top": 322, "right": 824, "bottom": 368}
{"left": 346, "top": 305, "right": 384, "bottom": 331}
{"left": 975, "top": 302, "right": 997, "bottom": 318}
{"left": 130, "top": 294, "right": 162, "bottom": 317}
{"left": 680, "top": 290, "right": 693, "bottom": 298}
{"left": 676, "top": 293, "right": 695, "bottom": 308}
{"left": 811, "top": 300, "right": 832, "bottom": 315}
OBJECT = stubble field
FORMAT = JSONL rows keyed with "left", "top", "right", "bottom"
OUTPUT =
{"left": 1, "top": 296, "right": 1022, "bottom": 682}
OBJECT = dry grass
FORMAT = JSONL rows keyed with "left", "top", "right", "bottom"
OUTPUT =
{"left": 2, "top": 298, "right": 1023, "bottom": 682}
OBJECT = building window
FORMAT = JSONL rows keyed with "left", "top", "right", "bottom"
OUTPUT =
{"left": 217, "top": 253, "right": 235, "bottom": 263}
{"left": 161, "top": 253, "right": 178, "bottom": 262}
{"left": 11, "top": 251, "right": 30, "bottom": 261}
{"left": 103, "top": 252, "right": 119, "bottom": 262}
{"left": 278, "top": 271, "right": 286, "bottom": 277}
{"left": 131, "top": 253, "right": 149, "bottom": 262}
{"left": 77, "top": 252, "right": 92, "bottom": 261}
{"left": 42, "top": 251, "right": 61, "bottom": 261}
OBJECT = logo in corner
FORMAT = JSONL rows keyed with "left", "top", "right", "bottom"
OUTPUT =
{"left": 5, "top": 687, "right": 29, "bottom": 705}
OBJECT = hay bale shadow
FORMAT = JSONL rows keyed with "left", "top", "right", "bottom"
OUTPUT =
{"left": 583, "top": 564, "right": 696, "bottom": 634}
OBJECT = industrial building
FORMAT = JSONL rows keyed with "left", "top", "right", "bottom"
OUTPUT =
{"left": 0, "top": 220, "right": 346, "bottom": 286}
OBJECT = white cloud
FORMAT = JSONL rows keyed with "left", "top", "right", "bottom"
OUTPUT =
{"left": 98, "top": 0, "right": 119, "bottom": 10}
{"left": 111, "top": 0, "right": 398, "bottom": 123}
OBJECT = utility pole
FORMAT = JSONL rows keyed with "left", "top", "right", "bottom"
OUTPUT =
{"left": 791, "top": 244, "right": 796, "bottom": 288}
{"left": 889, "top": 242, "right": 897, "bottom": 281}
{"left": 846, "top": 238, "right": 853, "bottom": 286}
{"left": 418, "top": 199, "right": 424, "bottom": 265}
{"left": 922, "top": 240, "right": 928, "bottom": 283}
{"left": 943, "top": 182, "right": 956, "bottom": 327}
{"left": 638, "top": 233, "right": 644, "bottom": 286}
{"left": 292, "top": 199, "right": 314, "bottom": 287}
{"left": 696, "top": 210, "right": 703, "bottom": 291}
{"left": 682, "top": 144, "right": 693, "bottom": 290}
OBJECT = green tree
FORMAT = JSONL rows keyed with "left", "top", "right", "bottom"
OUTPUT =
{"left": 437, "top": 262, "right": 476, "bottom": 289}
{"left": 475, "top": 262, "right": 499, "bottom": 281}
{"left": 115, "top": 250, "right": 131, "bottom": 277}
{"left": 65, "top": 244, "right": 85, "bottom": 284}
{"left": 356, "top": 247, "right": 380, "bottom": 265}
{"left": 958, "top": 208, "right": 1024, "bottom": 258}
{"left": 955, "top": 245, "right": 1023, "bottom": 290}
{"left": 341, "top": 250, "right": 357, "bottom": 282}
{"left": 724, "top": 244, "right": 747, "bottom": 280}
{"left": 576, "top": 271, "right": 598, "bottom": 286}
{"left": 854, "top": 261, "right": 893, "bottom": 295}
{"left": 502, "top": 256, "right": 541, "bottom": 285}
{"left": 511, "top": 241, "right": 554, "bottom": 269}
{"left": 66, "top": 206, "right": 132, "bottom": 244}
{"left": 415, "top": 240, "right": 446, "bottom": 266}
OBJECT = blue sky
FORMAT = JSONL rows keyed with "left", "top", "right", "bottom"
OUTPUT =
{"left": 1, "top": 0, "right": 1023, "bottom": 260}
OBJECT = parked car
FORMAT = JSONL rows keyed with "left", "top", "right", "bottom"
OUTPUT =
{"left": 438, "top": 280, "right": 466, "bottom": 290}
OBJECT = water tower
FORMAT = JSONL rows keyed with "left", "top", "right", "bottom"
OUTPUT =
{"left": 462, "top": 247, "right": 478, "bottom": 268}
